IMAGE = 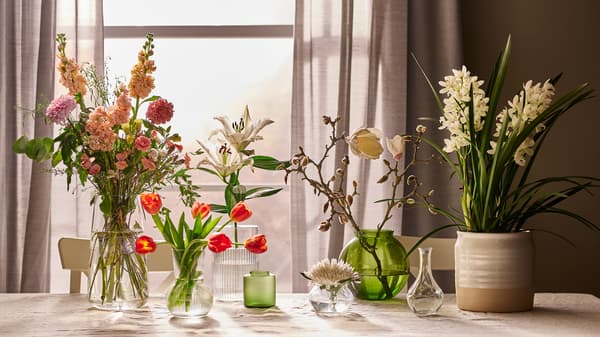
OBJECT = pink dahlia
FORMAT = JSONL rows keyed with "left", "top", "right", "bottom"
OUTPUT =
{"left": 46, "top": 95, "right": 76, "bottom": 124}
{"left": 146, "top": 98, "right": 174, "bottom": 124}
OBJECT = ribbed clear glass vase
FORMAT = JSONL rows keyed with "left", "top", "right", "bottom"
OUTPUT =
{"left": 212, "top": 225, "right": 259, "bottom": 301}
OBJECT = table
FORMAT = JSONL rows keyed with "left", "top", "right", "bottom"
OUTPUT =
{"left": 0, "top": 293, "right": 598, "bottom": 336}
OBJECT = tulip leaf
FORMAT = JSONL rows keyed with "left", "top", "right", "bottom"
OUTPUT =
{"left": 193, "top": 214, "right": 203, "bottom": 237}
{"left": 200, "top": 216, "right": 223, "bottom": 238}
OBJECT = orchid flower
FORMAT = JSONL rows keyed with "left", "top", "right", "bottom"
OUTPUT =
{"left": 209, "top": 105, "right": 274, "bottom": 153}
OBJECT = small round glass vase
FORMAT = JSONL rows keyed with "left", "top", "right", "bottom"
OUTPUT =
{"left": 168, "top": 249, "right": 213, "bottom": 318}
{"left": 406, "top": 247, "right": 444, "bottom": 316}
{"left": 308, "top": 283, "right": 353, "bottom": 315}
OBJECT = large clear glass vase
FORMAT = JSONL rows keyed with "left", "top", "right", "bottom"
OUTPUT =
{"left": 339, "top": 229, "right": 408, "bottom": 300}
{"left": 88, "top": 197, "right": 149, "bottom": 311}
{"left": 212, "top": 224, "right": 259, "bottom": 301}
{"left": 168, "top": 249, "right": 213, "bottom": 318}
{"left": 88, "top": 229, "right": 148, "bottom": 310}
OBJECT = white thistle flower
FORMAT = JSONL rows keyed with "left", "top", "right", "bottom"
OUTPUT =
{"left": 302, "top": 258, "right": 358, "bottom": 289}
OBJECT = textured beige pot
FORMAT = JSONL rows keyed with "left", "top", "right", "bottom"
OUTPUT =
{"left": 455, "top": 231, "right": 534, "bottom": 312}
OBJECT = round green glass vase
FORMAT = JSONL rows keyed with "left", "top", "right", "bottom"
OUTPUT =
{"left": 339, "top": 229, "right": 408, "bottom": 300}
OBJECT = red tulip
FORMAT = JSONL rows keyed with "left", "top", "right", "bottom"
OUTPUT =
{"left": 135, "top": 235, "right": 157, "bottom": 254}
{"left": 140, "top": 192, "right": 162, "bottom": 215}
{"left": 230, "top": 201, "right": 252, "bottom": 223}
{"left": 191, "top": 201, "right": 211, "bottom": 220}
{"left": 207, "top": 233, "right": 232, "bottom": 253}
{"left": 244, "top": 234, "right": 268, "bottom": 254}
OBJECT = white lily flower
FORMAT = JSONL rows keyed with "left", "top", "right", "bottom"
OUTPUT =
{"left": 210, "top": 105, "right": 274, "bottom": 153}
{"left": 196, "top": 140, "right": 252, "bottom": 178}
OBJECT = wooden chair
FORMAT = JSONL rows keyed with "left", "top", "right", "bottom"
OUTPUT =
{"left": 58, "top": 237, "right": 174, "bottom": 294}
{"left": 396, "top": 235, "right": 456, "bottom": 277}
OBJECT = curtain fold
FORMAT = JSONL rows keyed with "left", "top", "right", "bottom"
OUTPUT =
{"left": 0, "top": 0, "right": 104, "bottom": 293}
{"left": 0, "top": 0, "right": 57, "bottom": 293}
{"left": 290, "top": 0, "right": 462, "bottom": 292}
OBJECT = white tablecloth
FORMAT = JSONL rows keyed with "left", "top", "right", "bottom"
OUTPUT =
{"left": 0, "top": 293, "right": 598, "bottom": 336}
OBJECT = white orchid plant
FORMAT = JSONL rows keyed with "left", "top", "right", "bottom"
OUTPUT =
{"left": 194, "top": 105, "right": 289, "bottom": 243}
{"left": 414, "top": 36, "right": 600, "bottom": 234}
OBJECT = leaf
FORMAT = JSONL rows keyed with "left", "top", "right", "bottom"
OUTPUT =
{"left": 209, "top": 203, "right": 229, "bottom": 214}
{"left": 99, "top": 196, "right": 112, "bottom": 215}
{"left": 141, "top": 95, "right": 160, "bottom": 104}
{"left": 13, "top": 136, "right": 29, "bottom": 154}
{"left": 51, "top": 151, "right": 63, "bottom": 167}
{"left": 244, "top": 186, "right": 284, "bottom": 200}
{"left": 251, "top": 155, "right": 290, "bottom": 170}
{"left": 192, "top": 213, "right": 204, "bottom": 238}
{"left": 200, "top": 216, "right": 223, "bottom": 238}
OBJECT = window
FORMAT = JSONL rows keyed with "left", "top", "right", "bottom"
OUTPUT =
{"left": 50, "top": 1, "right": 294, "bottom": 292}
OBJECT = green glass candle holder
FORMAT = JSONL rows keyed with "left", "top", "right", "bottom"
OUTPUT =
{"left": 243, "top": 271, "right": 276, "bottom": 308}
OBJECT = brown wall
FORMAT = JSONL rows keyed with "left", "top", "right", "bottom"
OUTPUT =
{"left": 461, "top": 0, "right": 600, "bottom": 296}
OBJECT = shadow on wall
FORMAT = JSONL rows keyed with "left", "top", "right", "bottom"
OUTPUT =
{"left": 461, "top": 0, "right": 600, "bottom": 296}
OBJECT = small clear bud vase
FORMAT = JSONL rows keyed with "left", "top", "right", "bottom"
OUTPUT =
{"left": 406, "top": 247, "right": 444, "bottom": 316}
{"left": 308, "top": 282, "right": 354, "bottom": 315}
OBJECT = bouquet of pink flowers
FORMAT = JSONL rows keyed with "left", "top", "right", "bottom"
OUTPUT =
{"left": 14, "top": 33, "right": 198, "bottom": 309}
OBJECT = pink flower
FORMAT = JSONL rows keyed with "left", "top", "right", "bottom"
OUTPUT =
{"left": 146, "top": 98, "right": 174, "bottom": 124}
{"left": 108, "top": 105, "right": 129, "bottom": 125}
{"left": 115, "top": 161, "right": 128, "bottom": 170}
{"left": 135, "top": 135, "right": 152, "bottom": 152}
{"left": 116, "top": 152, "right": 128, "bottom": 161}
{"left": 46, "top": 95, "right": 76, "bottom": 124}
{"left": 88, "top": 163, "right": 101, "bottom": 175}
{"left": 81, "top": 154, "right": 94, "bottom": 170}
{"left": 166, "top": 140, "right": 183, "bottom": 152}
{"left": 184, "top": 153, "right": 191, "bottom": 169}
{"left": 141, "top": 156, "right": 156, "bottom": 170}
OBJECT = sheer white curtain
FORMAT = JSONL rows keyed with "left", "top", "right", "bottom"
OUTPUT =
{"left": 48, "top": 0, "right": 104, "bottom": 292}
{"left": 290, "top": 0, "right": 409, "bottom": 292}
{"left": 290, "top": 0, "right": 462, "bottom": 292}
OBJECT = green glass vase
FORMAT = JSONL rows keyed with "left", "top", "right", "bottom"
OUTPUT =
{"left": 339, "top": 229, "right": 408, "bottom": 300}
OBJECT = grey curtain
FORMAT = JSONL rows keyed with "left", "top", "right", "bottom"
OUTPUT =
{"left": 0, "top": 0, "right": 104, "bottom": 293}
{"left": 290, "top": 0, "right": 462, "bottom": 292}
{"left": 0, "top": 0, "right": 57, "bottom": 292}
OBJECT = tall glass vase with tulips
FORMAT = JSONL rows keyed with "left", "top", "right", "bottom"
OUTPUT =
{"left": 141, "top": 193, "right": 266, "bottom": 317}
{"left": 13, "top": 34, "right": 198, "bottom": 310}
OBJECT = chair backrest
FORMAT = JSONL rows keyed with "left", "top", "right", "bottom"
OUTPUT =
{"left": 396, "top": 235, "right": 456, "bottom": 277}
{"left": 58, "top": 237, "right": 174, "bottom": 294}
